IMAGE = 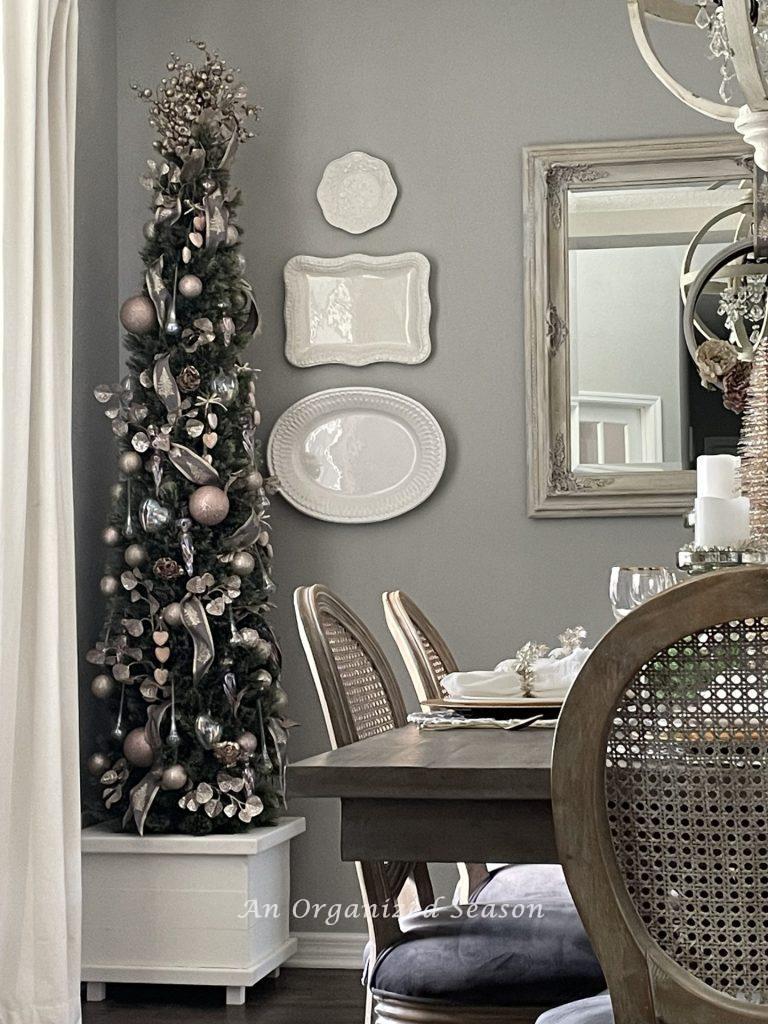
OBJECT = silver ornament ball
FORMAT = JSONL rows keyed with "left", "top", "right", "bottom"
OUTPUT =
{"left": 178, "top": 273, "right": 203, "bottom": 298}
{"left": 123, "top": 727, "right": 154, "bottom": 767}
{"left": 91, "top": 673, "right": 115, "bottom": 699}
{"left": 100, "top": 575, "right": 120, "bottom": 597}
{"left": 160, "top": 765, "right": 188, "bottom": 791}
{"left": 189, "top": 485, "right": 230, "bottom": 526}
{"left": 232, "top": 551, "right": 255, "bottom": 576}
{"left": 118, "top": 450, "right": 143, "bottom": 477}
{"left": 162, "top": 602, "right": 184, "bottom": 628}
{"left": 244, "top": 469, "right": 263, "bottom": 492}
{"left": 255, "top": 669, "right": 273, "bottom": 691}
{"left": 124, "top": 543, "right": 148, "bottom": 568}
{"left": 119, "top": 294, "right": 157, "bottom": 334}
{"left": 237, "top": 731, "right": 258, "bottom": 754}
{"left": 102, "top": 525, "right": 121, "bottom": 547}
{"left": 87, "top": 752, "right": 111, "bottom": 777}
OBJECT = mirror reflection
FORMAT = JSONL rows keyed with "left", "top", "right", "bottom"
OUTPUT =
{"left": 567, "top": 181, "right": 748, "bottom": 475}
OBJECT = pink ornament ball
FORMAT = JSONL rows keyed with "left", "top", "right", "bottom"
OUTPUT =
{"left": 189, "top": 485, "right": 230, "bottom": 526}
{"left": 119, "top": 294, "right": 157, "bottom": 334}
{"left": 123, "top": 727, "right": 154, "bottom": 767}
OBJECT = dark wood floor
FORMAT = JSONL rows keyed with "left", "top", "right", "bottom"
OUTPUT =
{"left": 81, "top": 969, "right": 365, "bottom": 1023}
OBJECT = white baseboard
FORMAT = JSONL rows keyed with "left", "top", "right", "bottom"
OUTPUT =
{"left": 288, "top": 931, "right": 367, "bottom": 970}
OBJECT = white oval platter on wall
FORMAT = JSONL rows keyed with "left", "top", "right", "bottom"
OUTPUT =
{"left": 267, "top": 388, "right": 446, "bottom": 524}
{"left": 316, "top": 151, "right": 397, "bottom": 234}
{"left": 284, "top": 252, "right": 432, "bottom": 367}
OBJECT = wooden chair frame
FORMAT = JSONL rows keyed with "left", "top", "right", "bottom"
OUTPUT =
{"left": 295, "top": 585, "right": 537, "bottom": 1024}
{"left": 382, "top": 590, "right": 459, "bottom": 705}
{"left": 382, "top": 590, "right": 488, "bottom": 900}
{"left": 552, "top": 567, "right": 768, "bottom": 1024}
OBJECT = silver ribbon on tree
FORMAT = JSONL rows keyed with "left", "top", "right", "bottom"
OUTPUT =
{"left": 153, "top": 354, "right": 181, "bottom": 419}
{"left": 181, "top": 594, "right": 215, "bottom": 685}
{"left": 218, "top": 132, "right": 238, "bottom": 171}
{"left": 122, "top": 701, "right": 170, "bottom": 835}
{"left": 223, "top": 510, "right": 262, "bottom": 550}
{"left": 146, "top": 256, "right": 171, "bottom": 326}
{"left": 267, "top": 718, "right": 289, "bottom": 807}
{"left": 238, "top": 278, "right": 260, "bottom": 336}
{"left": 204, "top": 191, "right": 229, "bottom": 251}
{"left": 169, "top": 443, "right": 221, "bottom": 485}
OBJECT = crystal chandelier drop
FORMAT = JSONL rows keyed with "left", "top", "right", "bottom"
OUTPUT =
{"left": 694, "top": 0, "right": 768, "bottom": 101}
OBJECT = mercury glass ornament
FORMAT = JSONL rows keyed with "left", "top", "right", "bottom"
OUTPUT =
{"left": 87, "top": 752, "right": 111, "bottom": 777}
{"left": 139, "top": 497, "right": 173, "bottom": 533}
{"left": 162, "top": 602, "right": 184, "bottom": 628}
{"left": 237, "top": 731, "right": 258, "bottom": 753}
{"left": 118, "top": 450, "right": 143, "bottom": 477}
{"left": 178, "top": 273, "right": 203, "bottom": 298}
{"left": 124, "top": 543, "right": 148, "bottom": 568}
{"left": 189, "top": 485, "right": 230, "bottom": 526}
{"left": 119, "top": 294, "right": 157, "bottom": 334}
{"left": 195, "top": 712, "right": 223, "bottom": 749}
{"left": 210, "top": 370, "right": 238, "bottom": 405}
{"left": 100, "top": 575, "right": 119, "bottom": 597}
{"left": 160, "top": 764, "right": 188, "bottom": 791}
{"left": 101, "top": 525, "right": 121, "bottom": 547}
{"left": 123, "top": 727, "right": 154, "bottom": 767}
{"left": 91, "top": 673, "right": 115, "bottom": 699}
{"left": 231, "top": 551, "right": 255, "bottom": 576}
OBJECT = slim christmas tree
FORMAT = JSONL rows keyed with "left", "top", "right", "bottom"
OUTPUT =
{"left": 740, "top": 339, "right": 768, "bottom": 549}
{"left": 86, "top": 42, "right": 287, "bottom": 835}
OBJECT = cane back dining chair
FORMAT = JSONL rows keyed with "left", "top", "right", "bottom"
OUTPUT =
{"left": 382, "top": 590, "right": 491, "bottom": 897}
{"left": 382, "top": 590, "right": 459, "bottom": 705}
{"left": 295, "top": 584, "right": 604, "bottom": 1024}
{"left": 538, "top": 566, "right": 768, "bottom": 1024}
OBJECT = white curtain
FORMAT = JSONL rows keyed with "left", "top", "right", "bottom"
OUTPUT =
{"left": 0, "top": 2, "right": 81, "bottom": 1023}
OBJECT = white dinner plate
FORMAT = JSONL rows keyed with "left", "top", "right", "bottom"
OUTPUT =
{"left": 268, "top": 387, "right": 446, "bottom": 524}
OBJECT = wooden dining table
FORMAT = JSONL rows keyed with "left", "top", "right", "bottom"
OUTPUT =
{"left": 288, "top": 725, "right": 558, "bottom": 864}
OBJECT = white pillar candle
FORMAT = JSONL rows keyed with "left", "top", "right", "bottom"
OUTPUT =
{"left": 694, "top": 496, "right": 750, "bottom": 549}
{"left": 697, "top": 454, "right": 741, "bottom": 499}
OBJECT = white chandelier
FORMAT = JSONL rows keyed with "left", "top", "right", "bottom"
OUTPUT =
{"left": 629, "top": 0, "right": 768, "bottom": 164}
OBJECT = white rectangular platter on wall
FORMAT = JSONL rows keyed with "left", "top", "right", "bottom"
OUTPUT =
{"left": 284, "top": 252, "right": 431, "bottom": 367}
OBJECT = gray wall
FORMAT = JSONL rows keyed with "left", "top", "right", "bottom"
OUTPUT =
{"left": 75, "top": 0, "right": 119, "bottom": 771}
{"left": 73, "top": 0, "right": 728, "bottom": 930}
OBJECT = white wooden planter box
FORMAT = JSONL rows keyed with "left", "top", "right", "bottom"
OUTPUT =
{"left": 81, "top": 816, "right": 306, "bottom": 1005}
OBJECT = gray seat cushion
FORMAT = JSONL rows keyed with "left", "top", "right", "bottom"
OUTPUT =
{"left": 536, "top": 993, "right": 613, "bottom": 1024}
{"left": 469, "top": 863, "right": 573, "bottom": 904}
{"left": 369, "top": 868, "right": 605, "bottom": 1008}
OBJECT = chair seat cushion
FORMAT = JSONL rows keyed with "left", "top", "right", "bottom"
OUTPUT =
{"left": 535, "top": 992, "right": 613, "bottom": 1024}
{"left": 370, "top": 889, "right": 605, "bottom": 1008}
{"left": 469, "top": 863, "right": 574, "bottom": 904}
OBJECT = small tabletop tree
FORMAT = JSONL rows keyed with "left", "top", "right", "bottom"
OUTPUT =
{"left": 85, "top": 42, "right": 287, "bottom": 835}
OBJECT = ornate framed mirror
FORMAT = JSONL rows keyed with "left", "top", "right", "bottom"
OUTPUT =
{"left": 524, "top": 136, "right": 751, "bottom": 517}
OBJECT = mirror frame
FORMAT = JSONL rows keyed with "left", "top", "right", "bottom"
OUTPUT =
{"left": 524, "top": 135, "right": 751, "bottom": 518}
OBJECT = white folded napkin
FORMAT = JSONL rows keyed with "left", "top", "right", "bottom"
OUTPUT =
{"left": 442, "top": 647, "right": 591, "bottom": 701}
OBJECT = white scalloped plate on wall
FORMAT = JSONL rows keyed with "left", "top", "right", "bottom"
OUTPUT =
{"left": 316, "top": 151, "right": 397, "bottom": 234}
{"left": 283, "top": 253, "right": 432, "bottom": 367}
{"left": 267, "top": 388, "right": 446, "bottom": 523}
